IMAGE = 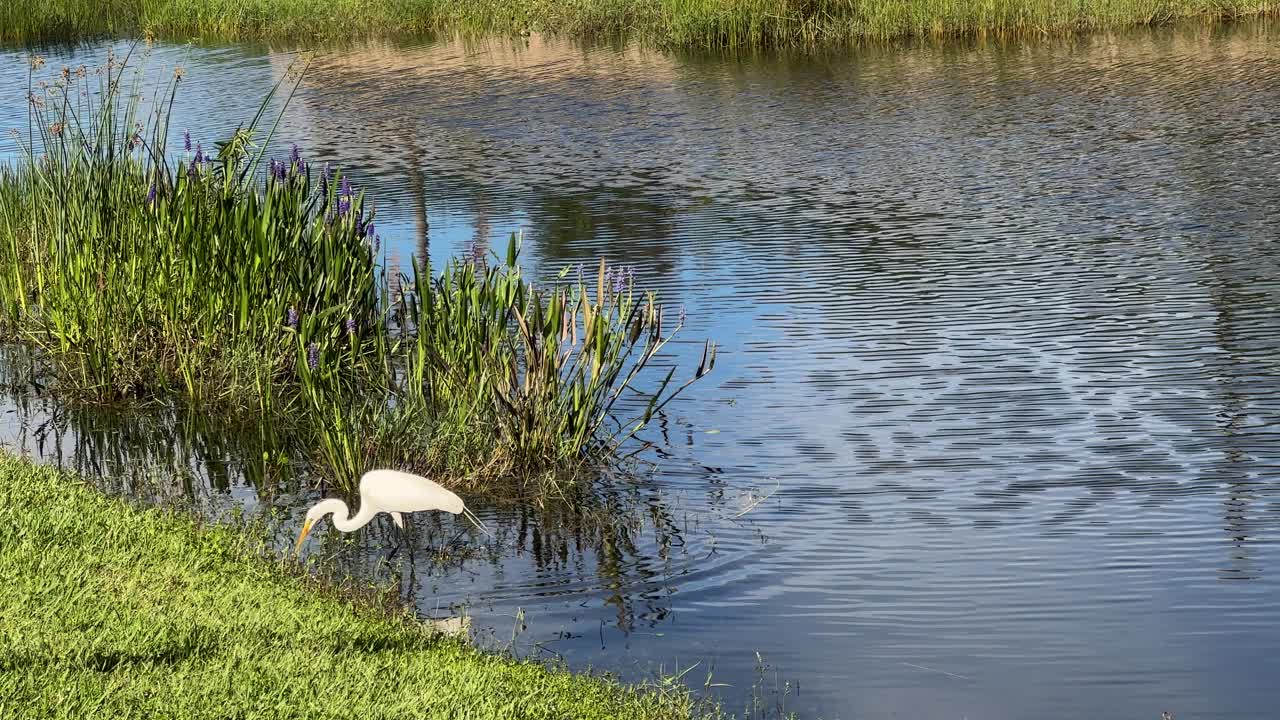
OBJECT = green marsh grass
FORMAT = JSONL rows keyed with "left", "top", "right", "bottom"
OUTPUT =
{"left": 0, "top": 54, "right": 715, "bottom": 496}
{"left": 0, "top": 453, "right": 695, "bottom": 719}
{"left": 0, "top": 0, "right": 1276, "bottom": 47}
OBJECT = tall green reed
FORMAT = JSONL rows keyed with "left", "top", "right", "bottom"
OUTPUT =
{"left": 398, "top": 240, "right": 714, "bottom": 484}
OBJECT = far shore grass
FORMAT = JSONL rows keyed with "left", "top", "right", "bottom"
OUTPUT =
{"left": 1, "top": 0, "right": 1276, "bottom": 48}
{"left": 0, "top": 453, "right": 694, "bottom": 719}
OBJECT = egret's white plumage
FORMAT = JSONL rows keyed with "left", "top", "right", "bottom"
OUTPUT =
{"left": 360, "top": 469, "right": 465, "bottom": 515}
{"left": 294, "top": 469, "right": 486, "bottom": 552}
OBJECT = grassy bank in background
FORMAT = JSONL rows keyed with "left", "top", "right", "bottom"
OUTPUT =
{"left": 0, "top": 454, "right": 693, "bottom": 719}
{"left": 1, "top": 0, "right": 1276, "bottom": 47}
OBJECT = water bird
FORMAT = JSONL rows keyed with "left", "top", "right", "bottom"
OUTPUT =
{"left": 294, "top": 469, "right": 488, "bottom": 553}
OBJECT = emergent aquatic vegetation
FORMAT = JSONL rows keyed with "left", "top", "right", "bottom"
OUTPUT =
{"left": 0, "top": 52, "right": 715, "bottom": 496}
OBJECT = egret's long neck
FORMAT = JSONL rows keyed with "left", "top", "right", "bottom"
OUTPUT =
{"left": 329, "top": 499, "right": 379, "bottom": 532}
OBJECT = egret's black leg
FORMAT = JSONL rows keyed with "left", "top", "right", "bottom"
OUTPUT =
{"left": 384, "top": 515, "right": 403, "bottom": 561}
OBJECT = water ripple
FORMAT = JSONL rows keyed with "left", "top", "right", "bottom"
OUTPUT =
{"left": 3, "top": 20, "right": 1280, "bottom": 720}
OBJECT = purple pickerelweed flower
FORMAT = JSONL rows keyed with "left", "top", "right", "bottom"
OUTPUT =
{"left": 272, "top": 159, "right": 287, "bottom": 183}
{"left": 307, "top": 343, "right": 319, "bottom": 370}
{"left": 337, "top": 195, "right": 351, "bottom": 216}
{"left": 606, "top": 265, "right": 627, "bottom": 293}
{"left": 345, "top": 317, "right": 356, "bottom": 335}
{"left": 286, "top": 306, "right": 298, "bottom": 328}
{"left": 187, "top": 161, "right": 198, "bottom": 182}
{"left": 340, "top": 175, "right": 352, "bottom": 197}
{"left": 289, "top": 143, "right": 302, "bottom": 173}
{"left": 193, "top": 142, "right": 203, "bottom": 165}
{"left": 626, "top": 267, "right": 635, "bottom": 284}
{"left": 363, "top": 221, "right": 375, "bottom": 240}
{"left": 145, "top": 181, "right": 157, "bottom": 207}
{"left": 183, "top": 129, "right": 191, "bottom": 153}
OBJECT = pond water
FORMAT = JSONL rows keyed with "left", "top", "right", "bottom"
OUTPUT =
{"left": 4, "top": 20, "right": 1280, "bottom": 719}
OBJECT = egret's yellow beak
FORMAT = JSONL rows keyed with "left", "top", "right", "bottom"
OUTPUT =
{"left": 294, "top": 518, "right": 315, "bottom": 554}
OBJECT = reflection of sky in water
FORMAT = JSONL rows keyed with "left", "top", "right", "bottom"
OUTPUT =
{"left": 3, "top": 23, "right": 1280, "bottom": 719}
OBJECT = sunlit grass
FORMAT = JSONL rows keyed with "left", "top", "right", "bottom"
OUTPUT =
{"left": 0, "top": 54, "right": 714, "bottom": 496}
{"left": 0, "top": 454, "right": 695, "bottom": 719}
{"left": 0, "top": 0, "right": 1276, "bottom": 47}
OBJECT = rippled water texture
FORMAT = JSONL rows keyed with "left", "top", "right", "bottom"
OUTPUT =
{"left": 3, "top": 21, "right": 1280, "bottom": 719}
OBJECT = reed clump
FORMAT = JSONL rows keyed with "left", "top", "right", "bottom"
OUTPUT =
{"left": 0, "top": 53, "right": 714, "bottom": 496}
{"left": 0, "top": 0, "right": 1276, "bottom": 47}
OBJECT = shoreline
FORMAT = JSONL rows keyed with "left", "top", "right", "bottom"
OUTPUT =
{"left": 0, "top": 453, "right": 694, "bottom": 719}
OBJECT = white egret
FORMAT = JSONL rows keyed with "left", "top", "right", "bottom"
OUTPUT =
{"left": 294, "top": 469, "right": 488, "bottom": 553}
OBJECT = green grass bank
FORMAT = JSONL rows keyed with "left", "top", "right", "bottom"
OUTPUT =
{"left": 1, "top": 0, "right": 1277, "bottom": 47}
{"left": 0, "top": 454, "right": 693, "bottom": 719}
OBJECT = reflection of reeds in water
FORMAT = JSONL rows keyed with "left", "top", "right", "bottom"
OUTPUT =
{"left": 1, "top": 0, "right": 1275, "bottom": 46}
{"left": 5, "top": 389, "right": 308, "bottom": 511}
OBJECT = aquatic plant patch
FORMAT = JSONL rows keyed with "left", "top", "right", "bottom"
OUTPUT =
{"left": 0, "top": 52, "right": 714, "bottom": 495}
